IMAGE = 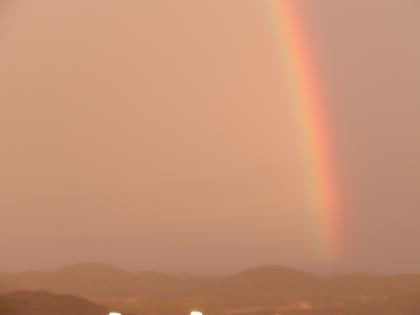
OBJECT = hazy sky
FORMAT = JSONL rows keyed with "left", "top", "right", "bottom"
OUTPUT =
{"left": 1, "top": 0, "right": 419, "bottom": 274}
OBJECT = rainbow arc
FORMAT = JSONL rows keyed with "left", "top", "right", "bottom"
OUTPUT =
{"left": 270, "top": 0, "right": 341, "bottom": 260}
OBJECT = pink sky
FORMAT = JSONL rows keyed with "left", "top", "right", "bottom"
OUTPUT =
{"left": 0, "top": 0, "right": 419, "bottom": 273}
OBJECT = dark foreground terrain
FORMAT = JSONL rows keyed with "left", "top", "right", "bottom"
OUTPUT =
{"left": 0, "top": 291, "right": 111, "bottom": 315}
{"left": 2, "top": 264, "right": 420, "bottom": 315}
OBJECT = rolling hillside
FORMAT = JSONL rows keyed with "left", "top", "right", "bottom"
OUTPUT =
{"left": 2, "top": 264, "right": 420, "bottom": 314}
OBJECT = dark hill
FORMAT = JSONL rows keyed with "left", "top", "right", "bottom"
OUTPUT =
{"left": 0, "top": 291, "right": 112, "bottom": 315}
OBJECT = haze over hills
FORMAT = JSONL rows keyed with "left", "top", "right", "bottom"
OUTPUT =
{"left": 0, "top": 263, "right": 219, "bottom": 299}
{"left": 3, "top": 263, "right": 420, "bottom": 297}
{"left": 2, "top": 264, "right": 420, "bottom": 314}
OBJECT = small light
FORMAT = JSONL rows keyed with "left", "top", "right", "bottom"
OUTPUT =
{"left": 109, "top": 312, "right": 122, "bottom": 315}
{"left": 191, "top": 311, "right": 203, "bottom": 315}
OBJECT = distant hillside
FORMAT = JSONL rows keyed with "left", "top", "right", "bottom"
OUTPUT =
{"left": 0, "top": 291, "right": 113, "bottom": 315}
{"left": 216, "top": 265, "right": 323, "bottom": 305}
{"left": 0, "top": 263, "right": 219, "bottom": 299}
{"left": 2, "top": 263, "right": 420, "bottom": 314}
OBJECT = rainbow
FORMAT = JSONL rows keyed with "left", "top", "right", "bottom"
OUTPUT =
{"left": 269, "top": 0, "right": 341, "bottom": 260}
